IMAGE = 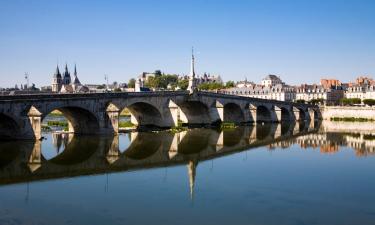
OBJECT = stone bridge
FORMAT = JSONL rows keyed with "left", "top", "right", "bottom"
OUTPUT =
{"left": 0, "top": 91, "right": 320, "bottom": 140}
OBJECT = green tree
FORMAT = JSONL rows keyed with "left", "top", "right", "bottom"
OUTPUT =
{"left": 177, "top": 79, "right": 189, "bottom": 90}
{"left": 96, "top": 84, "right": 106, "bottom": 89}
{"left": 363, "top": 99, "right": 375, "bottom": 106}
{"left": 128, "top": 78, "right": 136, "bottom": 88}
{"left": 198, "top": 82, "right": 224, "bottom": 90}
{"left": 154, "top": 70, "right": 162, "bottom": 77}
{"left": 145, "top": 74, "right": 179, "bottom": 89}
{"left": 309, "top": 98, "right": 324, "bottom": 105}
{"left": 340, "top": 98, "right": 362, "bottom": 105}
{"left": 225, "top": 81, "right": 235, "bottom": 88}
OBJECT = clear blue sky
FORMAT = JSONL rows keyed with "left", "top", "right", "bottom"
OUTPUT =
{"left": 0, "top": 0, "right": 374, "bottom": 87}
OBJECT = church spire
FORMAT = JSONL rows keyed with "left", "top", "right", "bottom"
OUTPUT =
{"left": 54, "top": 65, "right": 61, "bottom": 78}
{"left": 72, "top": 64, "right": 81, "bottom": 85}
{"left": 62, "top": 63, "right": 71, "bottom": 85}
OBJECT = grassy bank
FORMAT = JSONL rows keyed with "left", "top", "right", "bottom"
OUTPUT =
{"left": 220, "top": 122, "right": 237, "bottom": 129}
{"left": 47, "top": 121, "right": 69, "bottom": 127}
{"left": 119, "top": 121, "right": 136, "bottom": 128}
{"left": 330, "top": 117, "right": 375, "bottom": 122}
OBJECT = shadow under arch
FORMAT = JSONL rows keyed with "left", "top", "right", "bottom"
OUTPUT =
{"left": 123, "top": 132, "right": 163, "bottom": 160}
{"left": 0, "top": 140, "right": 34, "bottom": 169}
{"left": 256, "top": 105, "right": 271, "bottom": 122}
{"left": 0, "top": 113, "right": 22, "bottom": 140}
{"left": 280, "top": 122, "right": 293, "bottom": 135}
{"left": 177, "top": 129, "right": 212, "bottom": 154}
{"left": 125, "top": 102, "right": 164, "bottom": 128}
{"left": 256, "top": 123, "right": 273, "bottom": 140}
{"left": 224, "top": 103, "right": 245, "bottom": 123}
{"left": 280, "top": 107, "right": 292, "bottom": 121}
{"left": 46, "top": 135, "right": 101, "bottom": 165}
{"left": 223, "top": 127, "right": 245, "bottom": 147}
{"left": 43, "top": 106, "right": 100, "bottom": 135}
{"left": 178, "top": 101, "right": 211, "bottom": 125}
{"left": 298, "top": 108, "right": 308, "bottom": 121}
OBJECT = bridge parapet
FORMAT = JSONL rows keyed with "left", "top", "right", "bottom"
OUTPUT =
{"left": 0, "top": 91, "right": 320, "bottom": 140}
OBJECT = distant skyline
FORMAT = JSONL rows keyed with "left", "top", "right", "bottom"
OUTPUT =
{"left": 0, "top": 0, "right": 374, "bottom": 87}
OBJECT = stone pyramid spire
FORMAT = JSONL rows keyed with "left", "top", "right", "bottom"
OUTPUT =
{"left": 54, "top": 65, "right": 61, "bottom": 78}
{"left": 187, "top": 47, "right": 197, "bottom": 94}
{"left": 72, "top": 64, "right": 81, "bottom": 85}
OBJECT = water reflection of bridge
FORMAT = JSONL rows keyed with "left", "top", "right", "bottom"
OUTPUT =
{"left": 2, "top": 120, "right": 374, "bottom": 191}
{"left": 0, "top": 121, "right": 320, "bottom": 188}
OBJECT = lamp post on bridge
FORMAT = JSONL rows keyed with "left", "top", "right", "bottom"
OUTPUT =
{"left": 104, "top": 74, "right": 109, "bottom": 92}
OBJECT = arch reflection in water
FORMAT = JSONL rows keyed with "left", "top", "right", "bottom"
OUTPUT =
{"left": 4, "top": 121, "right": 375, "bottom": 188}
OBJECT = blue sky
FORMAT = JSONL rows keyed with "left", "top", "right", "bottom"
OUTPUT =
{"left": 0, "top": 0, "right": 374, "bottom": 87}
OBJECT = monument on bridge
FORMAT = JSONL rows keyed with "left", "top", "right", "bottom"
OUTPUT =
{"left": 187, "top": 48, "right": 197, "bottom": 94}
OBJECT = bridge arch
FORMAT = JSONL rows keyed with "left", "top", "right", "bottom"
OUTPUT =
{"left": 0, "top": 113, "right": 22, "bottom": 140}
{"left": 224, "top": 103, "right": 245, "bottom": 123}
{"left": 123, "top": 102, "right": 164, "bottom": 128}
{"left": 42, "top": 106, "right": 100, "bottom": 135}
{"left": 280, "top": 107, "right": 292, "bottom": 121}
{"left": 178, "top": 101, "right": 211, "bottom": 125}
{"left": 311, "top": 108, "right": 320, "bottom": 121}
{"left": 256, "top": 105, "right": 272, "bottom": 122}
{"left": 298, "top": 108, "right": 308, "bottom": 121}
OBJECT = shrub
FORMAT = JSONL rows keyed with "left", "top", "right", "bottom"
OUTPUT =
{"left": 47, "top": 121, "right": 68, "bottom": 127}
{"left": 363, "top": 99, "right": 375, "bottom": 106}
{"left": 220, "top": 122, "right": 236, "bottom": 129}
{"left": 340, "top": 98, "right": 362, "bottom": 105}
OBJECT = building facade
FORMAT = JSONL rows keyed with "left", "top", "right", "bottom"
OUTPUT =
{"left": 295, "top": 84, "right": 344, "bottom": 105}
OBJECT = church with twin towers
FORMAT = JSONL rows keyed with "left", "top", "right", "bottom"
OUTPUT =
{"left": 51, "top": 64, "right": 88, "bottom": 93}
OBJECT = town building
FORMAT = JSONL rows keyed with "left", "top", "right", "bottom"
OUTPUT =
{"left": 344, "top": 76, "right": 375, "bottom": 102}
{"left": 222, "top": 75, "right": 295, "bottom": 102}
{"left": 295, "top": 84, "right": 344, "bottom": 105}
{"left": 261, "top": 75, "right": 284, "bottom": 87}
{"left": 235, "top": 79, "right": 255, "bottom": 88}
{"left": 320, "top": 79, "right": 341, "bottom": 89}
{"left": 223, "top": 84, "right": 296, "bottom": 102}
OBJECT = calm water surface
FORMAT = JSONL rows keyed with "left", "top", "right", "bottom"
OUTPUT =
{"left": 0, "top": 122, "right": 375, "bottom": 225}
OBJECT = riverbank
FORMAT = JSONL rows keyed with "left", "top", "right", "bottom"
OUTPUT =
{"left": 320, "top": 106, "right": 375, "bottom": 121}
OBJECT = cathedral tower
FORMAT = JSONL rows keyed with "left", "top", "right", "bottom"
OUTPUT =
{"left": 62, "top": 64, "right": 71, "bottom": 85}
{"left": 52, "top": 65, "right": 62, "bottom": 92}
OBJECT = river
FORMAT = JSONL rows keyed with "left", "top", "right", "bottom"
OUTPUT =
{"left": 0, "top": 121, "right": 374, "bottom": 225}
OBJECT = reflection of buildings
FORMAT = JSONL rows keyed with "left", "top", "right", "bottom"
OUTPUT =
{"left": 291, "top": 132, "right": 375, "bottom": 156}
{"left": 52, "top": 132, "right": 73, "bottom": 154}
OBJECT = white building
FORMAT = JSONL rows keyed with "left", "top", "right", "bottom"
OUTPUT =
{"left": 261, "top": 75, "right": 283, "bottom": 87}
{"left": 223, "top": 83, "right": 296, "bottom": 102}
{"left": 345, "top": 85, "right": 375, "bottom": 101}
{"left": 296, "top": 84, "right": 344, "bottom": 104}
